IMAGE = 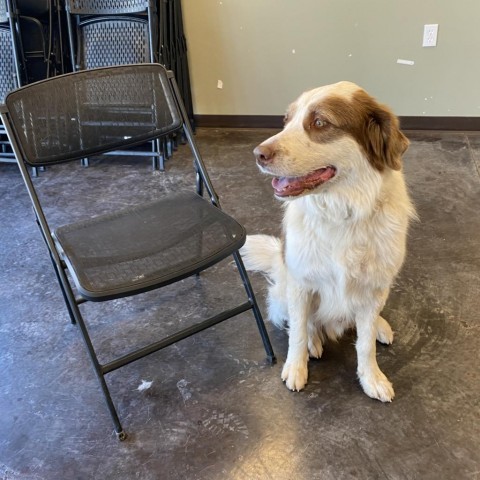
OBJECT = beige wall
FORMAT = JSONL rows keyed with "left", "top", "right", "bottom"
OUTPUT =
{"left": 182, "top": 0, "right": 480, "bottom": 117}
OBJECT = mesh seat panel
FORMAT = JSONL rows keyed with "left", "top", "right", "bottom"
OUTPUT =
{"left": 54, "top": 192, "right": 246, "bottom": 301}
{"left": 0, "top": 27, "right": 18, "bottom": 103}
{"left": 5, "top": 64, "right": 182, "bottom": 165}
{"left": 80, "top": 18, "right": 150, "bottom": 69}
{"left": 68, "top": 0, "right": 149, "bottom": 14}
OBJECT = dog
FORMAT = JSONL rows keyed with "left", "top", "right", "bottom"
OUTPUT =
{"left": 241, "top": 81, "right": 416, "bottom": 402}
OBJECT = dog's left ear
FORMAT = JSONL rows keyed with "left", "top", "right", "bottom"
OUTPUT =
{"left": 360, "top": 94, "right": 409, "bottom": 171}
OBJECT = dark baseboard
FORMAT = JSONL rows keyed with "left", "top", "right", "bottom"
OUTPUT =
{"left": 195, "top": 114, "right": 480, "bottom": 131}
{"left": 195, "top": 115, "right": 284, "bottom": 129}
{"left": 399, "top": 116, "right": 480, "bottom": 131}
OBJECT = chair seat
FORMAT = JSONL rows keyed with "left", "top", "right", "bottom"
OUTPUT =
{"left": 54, "top": 191, "right": 246, "bottom": 301}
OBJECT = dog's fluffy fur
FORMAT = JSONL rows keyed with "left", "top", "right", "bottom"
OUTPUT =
{"left": 241, "top": 81, "right": 416, "bottom": 401}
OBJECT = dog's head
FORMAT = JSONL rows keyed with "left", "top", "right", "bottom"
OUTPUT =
{"left": 253, "top": 81, "right": 409, "bottom": 199}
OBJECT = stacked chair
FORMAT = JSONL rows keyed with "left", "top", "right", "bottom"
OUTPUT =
{"left": 159, "top": 0, "right": 193, "bottom": 128}
{"left": 1, "top": 0, "right": 196, "bottom": 170}
{"left": 1, "top": 0, "right": 64, "bottom": 173}
{"left": 14, "top": 0, "right": 50, "bottom": 83}
{"left": 1, "top": 63, "right": 276, "bottom": 440}
{"left": 0, "top": 0, "right": 20, "bottom": 164}
{"left": 65, "top": 0, "right": 168, "bottom": 169}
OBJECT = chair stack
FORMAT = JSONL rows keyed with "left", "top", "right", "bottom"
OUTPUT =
{"left": 1, "top": 0, "right": 64, "bottom": 171}
{"left": 1, "top": 1, "right": 195, "bottom": 170}
{"left": 0, "top": 0, "right": 19, "bottom": 163}
{"left": 159, "top": 0, "right": 194, "bottom": 128}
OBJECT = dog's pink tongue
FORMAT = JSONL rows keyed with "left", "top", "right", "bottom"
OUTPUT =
{"left": 272, "top": 177, "right": 307, "bottom": 197}
{"left": 272, "top": 176, "right": 295, "bottom": 191}
{"left": 272, "top": 167, "right": 336, "bottom": 197}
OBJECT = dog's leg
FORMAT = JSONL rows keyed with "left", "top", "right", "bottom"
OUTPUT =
{"left": 307, "top": 321, "right": 323, "bottom": 359}
{"left": 376, "top": 315, "right": 394, "bottom": 345}
{"left": 281, "top": 278, "right": 311, "bottom": 391}
{"left": 355, "top": 307, "right": 394, "bottom": 402}
{"left": 307, "top": 294, "right": 323, "bottom": 358}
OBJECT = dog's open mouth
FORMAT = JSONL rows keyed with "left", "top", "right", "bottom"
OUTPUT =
{"left": 272, "top": 166, "right": 337, "bottom": 197}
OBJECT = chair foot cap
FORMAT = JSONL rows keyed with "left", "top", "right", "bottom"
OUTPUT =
{"left": 267, "top": 355, "right": 277, "bottom": 365}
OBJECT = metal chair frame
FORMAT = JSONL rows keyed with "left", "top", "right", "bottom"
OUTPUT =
{"left": 0, "top": 63, "right": 275, "bottom": 440}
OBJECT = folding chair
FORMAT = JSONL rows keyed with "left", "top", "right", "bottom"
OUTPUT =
{"left": 1, "top": 0, "right": 62, "bottom": 172}
{"left": 0, "top": 0, "right": 20, "bottom": 164}
{"left": 0, "top": 26, "right": 17, "bottom": 163}
{"left": 65, "top": 0, "right": 168, "bottom": 170}
{"left": 0, "top": 63, "right": 275, "bottom": 440}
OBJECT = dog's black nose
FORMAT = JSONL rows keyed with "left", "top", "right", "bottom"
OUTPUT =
{"left": 254, "top": 144, "right": 274, "bottom": 165}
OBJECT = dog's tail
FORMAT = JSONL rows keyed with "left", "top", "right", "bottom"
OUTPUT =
{"left": 240, "top": 234, "right": 283, "bottom": 278}
{"left": 240, "top": 234, "right": 288, "bottom": 328}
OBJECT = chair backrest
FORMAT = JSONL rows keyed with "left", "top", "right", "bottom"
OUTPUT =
{"left": 78, "top": 16, "right": 151, "bottom": 69}
{"left": 67, "top": 0, "right": 150, "bottom": 15}
{"left": 0, "top": 0, "right": 7, "bottom": 23}
{"left": 2, "top": 64, "right": 182, "bottom": 165}
{"left": 0, "top": 26, "right": 18, "bottom": 103}
{"left": 65, "top": 0, "right": 156, "bottom": 70}
{"left": 15, "top": 0, "right": 49, "bottom": 16}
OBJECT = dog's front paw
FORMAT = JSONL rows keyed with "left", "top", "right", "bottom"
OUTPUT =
{"left": 358, "top": 369, "right": 395, "bottom": 402}
{"left": 281, "top": 360, "right": 308, "bottom": 391}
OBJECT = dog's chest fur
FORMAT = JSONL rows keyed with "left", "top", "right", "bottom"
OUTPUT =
{"left": 282, "top": 190, "right": 407, "bottom": 325}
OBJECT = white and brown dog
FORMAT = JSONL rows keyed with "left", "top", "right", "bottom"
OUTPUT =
{"left": 241, "top": 81, "right": 416, "bottom": 402}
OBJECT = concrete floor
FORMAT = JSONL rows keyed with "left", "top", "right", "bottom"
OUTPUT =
{"left": 0, "top": 128, "right": 479, "bottom": 479}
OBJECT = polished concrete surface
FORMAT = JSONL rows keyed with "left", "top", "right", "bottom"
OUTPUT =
{"left": 0, "top": 129, "right": 479, "bottom": 479}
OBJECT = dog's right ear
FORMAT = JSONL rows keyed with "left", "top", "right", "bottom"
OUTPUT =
{"left": 356, "top": 91, "right": 409, "bottom": 171}
{"left": 366, "top": 103, "right": 409, "bottom": 171}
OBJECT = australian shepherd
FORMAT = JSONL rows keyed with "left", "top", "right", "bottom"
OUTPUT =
{"left": 241, "top": 81, "right": 416, "bottom": 401}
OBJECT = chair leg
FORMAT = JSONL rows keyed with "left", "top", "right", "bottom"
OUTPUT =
{"left": 196, "top": 169, "right": 204, "bottom": 197}
{"left": 55, "top": 267, "right": 127, "bottom": 439}
{"left": 48, "top": 252, "right": 76, "bottom": 325}
{"left": 166, "top": 137, "right": 173, "bottom": 158}
{"left": 71, "top": 292, "right": 127, "bottom": 441}
{"left": 35, "top": 216, "right": 76, "bottom": 326}
{"left": 233, "top": 251, "right": 276, "bottom": 364}
{"left": 72, "top": 303, "right": 127, "bottom": 441}
{"left": 152, "top": 139, "right": 165, "bottom": 171}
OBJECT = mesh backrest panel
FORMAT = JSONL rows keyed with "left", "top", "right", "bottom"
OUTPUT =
{"left": 0, "top": 28, "right": 18, "bottom": 103}
{"left": 5, "top": 64, "right": 183, "bottom": 165}
{"left": 0, "top": 0, "right": 7, "bottom": 23}
{"left": 80, "top": 18, "right": 150, "bottom": 69}
{"left": 67, "top": 0, "right": 148, "bottom": 14}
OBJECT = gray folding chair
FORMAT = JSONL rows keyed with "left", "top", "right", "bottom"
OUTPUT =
{"left": 65, "top": 0, "right": 169, "bottom": 169}
{"left": 0, "top": 63, "right": 275, "bottom": 440}
{"left": 0, "top": 0, "right": 18, "bottom": 163}
{"left": 1, "top": 0, "right": 55, "bottom": 175}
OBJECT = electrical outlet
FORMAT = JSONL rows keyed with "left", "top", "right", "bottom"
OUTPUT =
{"left": 423, "top": 24, "right": 438, "bottom": 47}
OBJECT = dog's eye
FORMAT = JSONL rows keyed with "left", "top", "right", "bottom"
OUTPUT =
{"left": 314, "top": 118, "right": 326, "bottom": 128}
